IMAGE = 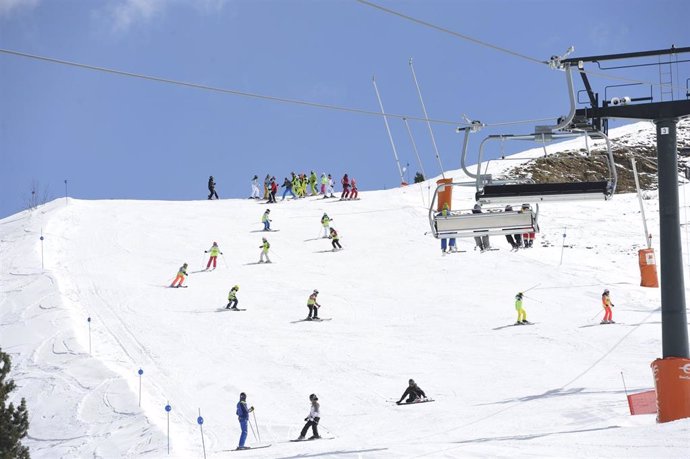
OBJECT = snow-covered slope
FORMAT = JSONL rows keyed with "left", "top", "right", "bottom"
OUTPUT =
{"left": 2, "top": 122, "right": 689, "bottom": 458}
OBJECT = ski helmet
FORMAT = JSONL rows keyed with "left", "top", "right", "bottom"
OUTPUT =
{"left": 313, "top": 289, "right": 319, "bottom": 294}
{"left": 309, "top": 394, "right": 318, "bottom": 401}
{"left": 409, "top": 379, "right": 415, "bottom": 385}
{"left": 262, "top": 237, "right": 267, "bottom": 241}
{"left": 266, "top": 209, "right": 270, "bottom": 213}
{"left": 604, "top": 289, "right": 609, "bottom": 295}
{"left": 213, "top": 242, "right": 217, "bottom": 245}
{"left": 233, "top": 285, "right": 239, "bottom": 290}
{"left": 517, "top": 292, "right": 523, "bottom": 298}
{"left": 240, "top": 392, "right": 246, "bottom": 400}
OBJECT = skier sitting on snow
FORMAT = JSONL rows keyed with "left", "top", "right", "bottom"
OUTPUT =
{"left": 227, "top": 285, "right": 240, "bottom": 310}
{"left": 296, "top": 394, "right": 321, "bottom": 440}
{"left": 262, "top": 209, "right": 272, "bottom": 231}
{"left": 397, "top": 379, "right": 427, "bottom": 404}
{"left": 205, "top": 242, "right": 223, "bottom": 270}
{"left": 236, "top": 392, "right": 254, "bottom": 450}
{"left": 170, "top": 263, "right": 189, "bottom": 288}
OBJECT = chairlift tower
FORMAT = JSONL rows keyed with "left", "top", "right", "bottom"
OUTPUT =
{"left": 563, "top": 46, "right": 690, "bottom": 423}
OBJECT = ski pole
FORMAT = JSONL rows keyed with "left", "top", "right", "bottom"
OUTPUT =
{"left": 200, "top": 252, "right": 206, "bottom": 270}
{"left": 221, "top": 253, "right": 229, "bottom": 268}
{"left": 248, "top": 417, "right": 258, "bottom": 441}
{"left": 523, "top": 283, "right": 541, "bottom": 293}
{"left": 590, "top": 309, "right": 603, "bottom": 320}
{"left": 252, "top": 410, "right": 262, "bottom": 442}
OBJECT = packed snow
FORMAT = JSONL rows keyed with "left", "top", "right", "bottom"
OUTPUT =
{"left": 2, "top": 121, "right": 689, "bottom": 458}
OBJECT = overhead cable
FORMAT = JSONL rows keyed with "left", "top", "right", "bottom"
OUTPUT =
{"left": 0, "top": 48, "right": 561, "bottom": 128}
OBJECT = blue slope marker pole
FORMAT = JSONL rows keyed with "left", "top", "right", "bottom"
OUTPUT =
{"left": 87, "top": 317, "right": 91, "bottom": 354}
{"left": 165, "top": 403, "right": 171, "bottom": 454}
{"left": 138, "top": 369, "right": 143, "bottom": 407}
{"left": 64, "top": 179, "right": 68, "bottom": 205}
{"left": 197, "top": 410, "right": 206, "bottom": 459}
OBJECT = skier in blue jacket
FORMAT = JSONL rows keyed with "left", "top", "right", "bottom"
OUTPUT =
{"left": 236, "top": 392, "right": 254, "bottom": 450}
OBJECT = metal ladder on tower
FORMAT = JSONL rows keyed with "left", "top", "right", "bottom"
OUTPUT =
{"left": 658, "top": 54, "right": 675, "bottom": 101}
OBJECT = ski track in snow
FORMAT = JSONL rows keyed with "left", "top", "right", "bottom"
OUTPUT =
{"left": 1, "top": 121, "right": 689, "bottom": 457}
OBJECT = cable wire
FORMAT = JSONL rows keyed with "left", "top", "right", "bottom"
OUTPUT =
{"left": 355, "top": 0, "right": 547, "bottom": 65}
{"left": 0, "top": 47, "right": 464, "bottom": 127}
{"left": 0, "top": 47, "right": 563, "bottom": 129}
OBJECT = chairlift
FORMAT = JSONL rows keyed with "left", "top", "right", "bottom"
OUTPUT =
{"left": 428, "top": 182, "right": 539, "bottom": 238}
{"left": 474, "top": 129, "right": 616, "bottom": 204}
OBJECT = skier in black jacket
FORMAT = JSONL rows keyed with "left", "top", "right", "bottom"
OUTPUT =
{"left": 208, "top": 176, "right": 219, "bottom": 200}
{"left": 397, "top": 379, "right": 427, "bottom": 404}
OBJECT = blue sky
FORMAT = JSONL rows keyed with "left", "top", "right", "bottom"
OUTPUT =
{"left": 1, "top": 0, "right": 688, "bottom": 218}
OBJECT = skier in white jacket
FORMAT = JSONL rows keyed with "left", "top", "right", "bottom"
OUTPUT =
{"left": 296, "top": 394, "right": 321, "bottom": 440}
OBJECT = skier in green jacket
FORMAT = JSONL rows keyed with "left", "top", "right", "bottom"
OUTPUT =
{"left": 205, "top": 242, "right": 223, "bottom": 270}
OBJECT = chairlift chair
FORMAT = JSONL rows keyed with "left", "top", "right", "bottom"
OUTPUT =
{"left": 428, "top": 182, "right": 539, "bottom": 238}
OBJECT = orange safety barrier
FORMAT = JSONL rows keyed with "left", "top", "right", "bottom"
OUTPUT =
{"left": 436, "top": 178, "right": 453, "bottom": 212}
{"left": 638, "top": 248, "right": 659, "bottom": 288}
{"left": 626, "top": 389, "right": 657, "bottom": 415}
{"left": 651, "top": 357, "right": 690, "bottom": 423}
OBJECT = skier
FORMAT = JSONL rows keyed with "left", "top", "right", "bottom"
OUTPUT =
{"left": 235, "top": 392, "right": 254, "bottom": 450}
{"left": 321, "top": 213, "right": 332, "bottom": 238}
{"left": 320, "top": 173, "right": 328, "bottom": 195}
{"left": 296, "top": 394, "right": 321, "bottom": 440}
{"left": 601, "top": 289, "right": 615, "bottom": 324}
{"left": 251, "top": 175, "right": 261, "bottom": 199}
{"left": 306, "top": 289, "right": 321, "bottom": 320}
{"left": 204, "top": 242, "right": 223, "bottom": 270}
{"left": 341, "top": 173, "right": 350, "bottom": 199}
{"left": 208, "top": 176, "right": 219, "bottom": 200}
{"left": 350, "top": 178, "right": 359, "bottom": 200}
{"left": 327, "top": 174, "right": 335, "bottom": 198}
{"left": 281, "top": 177, "right": 296, "bottom": 200}
{"left": 329, "top": 228, "right": 342, "bottom": 251}
{"left": 263, "top": 174, "right": 271, "bottom": 200}
{"left": 515, "top": 292, "right": 528, "bottom": 325}
{"left": 520, "top": 203, "right": 535, "bottom": 248}
{"left": 259, "top": 237, "right": 271, "bottom": 263}
{"left": 227, "top": 285, "right": 240, "bottom": 310}
{"left": 504, "top": 205, "right": 520, "bottom": 250}
{"left": 472, "top": 203, "right": 490, "bottom": 251}
{"left": 269, "top": 177, "right": 278, "bottom": 203}
{"left": 396, "top": 379, "right": 427, "bottom": 404}
{"left": 309, "top": 171, "right": 318, "bottom": 196}
{"left": 170, "top": 263, "right": 189, "bottom": 288}
{"left": 437, "top": 203, "right": 456, "bottom": 254}
{"left": 262, "top": 209, "right": 272, "bottom": 231}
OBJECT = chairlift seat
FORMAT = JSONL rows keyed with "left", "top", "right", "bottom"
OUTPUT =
{"left": 476, "top": 181, "right": 612, "bottom": 204}
{"left": 434, "top": 210, "right": 538, "bottom": 238}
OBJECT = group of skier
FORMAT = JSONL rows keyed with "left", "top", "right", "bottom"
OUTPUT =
{"left": 235, "top": 380, "right": 429, "bottom": 450}
{"left": 207, "top": 173, "right": 360, "bottom": 202}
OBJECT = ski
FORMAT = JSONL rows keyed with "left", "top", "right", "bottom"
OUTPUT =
{"left": 291, "top": 318, "right": 332, "bottom": 323}
{"left": 396, "top": 399, "right": 435, "bottom": 405}
{"left": 289, "top": 437, "right": 335, "bottom": 442}
{"left": 226, "top": 444, "right": 272, "bottom": 452}
{"left": 168, "top": 285, "right": 188, "bottom": 288}
{"left": 216, "top": 308, "right": 247, "bottom": 312}
{"left": 250, "top": 229, "right": 280, "bottom": 233}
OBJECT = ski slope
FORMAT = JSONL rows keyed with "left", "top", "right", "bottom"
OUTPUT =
{"left": 2, "top": 122, "right": 690, "bottom": 458}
